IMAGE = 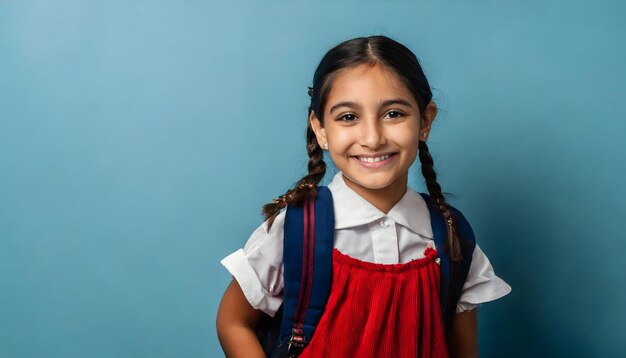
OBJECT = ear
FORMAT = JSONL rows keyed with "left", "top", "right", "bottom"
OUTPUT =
{"left": 419, "top": 101, "right": 437, "bottom": 142}
{"left": 309, "top": 110, "right": 327, "bottom": 147}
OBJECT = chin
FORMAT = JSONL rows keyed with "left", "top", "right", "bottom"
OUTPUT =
{"left": 361, "top": 179, "right": 394, "bottom": 190}
{"left": 344, "top": 173, "right": 399, "bottom": 191}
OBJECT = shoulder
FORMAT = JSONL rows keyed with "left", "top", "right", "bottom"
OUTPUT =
{"left": 418, "top": 193, "right": 476, "bottom": 244}
{"left": 242, "top": 207, "right": 286, "bottom": 253}
{"left": 458, "top": 243, "right": 512, "bottom": 311}
{"left": 220, "top": 208, "right": 287, "bottom": 316}
{"left": 264, "top": 207, "right": 287, "bottom": 235}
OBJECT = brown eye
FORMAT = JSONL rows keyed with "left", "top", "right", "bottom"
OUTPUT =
{"left": 386, "top": 110, "right": 405, "bottom": 119}
{"left": 338, "top": 113, "right": 357, "bottom": 122}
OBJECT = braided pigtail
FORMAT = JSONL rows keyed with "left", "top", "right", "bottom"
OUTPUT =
{"left": 418, "top": 140, "right": 462, "bottom": 262}
{"left": 262, "top": 114, "right": 326, "bottom": 229}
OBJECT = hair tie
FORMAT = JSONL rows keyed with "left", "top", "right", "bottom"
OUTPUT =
{"left": 273, "top": 194, "right": 288, "bottom": 208}
{"left": 307, "top": 86, "right": 313, "bottom": 97}
{"left": 298, "top": 182, "right": 315, "bottom": 190}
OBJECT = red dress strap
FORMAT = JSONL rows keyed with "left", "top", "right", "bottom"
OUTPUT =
{"left": 299, "top": 247, "right": 448, "bottom": 358}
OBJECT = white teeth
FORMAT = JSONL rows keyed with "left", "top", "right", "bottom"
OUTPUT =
{"left": 358, "top": 154, "right": 391, "bottom": 163}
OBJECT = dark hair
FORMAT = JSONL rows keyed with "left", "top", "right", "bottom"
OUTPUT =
{"left": 262, "top": 35, "right": 462, "bottom": 261}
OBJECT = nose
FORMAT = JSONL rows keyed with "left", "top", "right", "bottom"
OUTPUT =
{"left": 360, "top": 118, "right": 386, "bottom": 149}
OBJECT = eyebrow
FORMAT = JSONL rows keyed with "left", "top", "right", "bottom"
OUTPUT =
{"left": 328, "top": 98, "right": 414, "bottom": 114}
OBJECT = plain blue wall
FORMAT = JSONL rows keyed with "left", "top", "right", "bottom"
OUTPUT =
{"left": 1, "top": 1, "right": 624, "bottom": 357}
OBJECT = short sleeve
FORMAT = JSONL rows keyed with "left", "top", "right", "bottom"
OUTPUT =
{"left": 456, "top": 244, "right": 512, "bottom": 313}
{"left": 220, "top": 209, "right": 286, "bottom": 317}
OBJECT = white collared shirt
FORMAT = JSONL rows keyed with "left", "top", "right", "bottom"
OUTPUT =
{"left": 221, "top": 172, "right": 511, "bottom": 317}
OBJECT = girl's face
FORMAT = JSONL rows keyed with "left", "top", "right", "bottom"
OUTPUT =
{"left": 310, "top": 63, "right": 436, "bottom": 196}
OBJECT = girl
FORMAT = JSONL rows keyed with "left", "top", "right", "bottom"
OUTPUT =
{"left": 216, "top": 35, "right": 511, "bottom": 358}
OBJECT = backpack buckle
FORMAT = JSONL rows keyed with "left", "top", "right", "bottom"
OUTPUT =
{"left": 287, "top": 328, "right": 306, "bottom": 357}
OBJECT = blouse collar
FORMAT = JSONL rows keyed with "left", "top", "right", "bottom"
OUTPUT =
{"left": 326, "top": 171, "right": 434, "bottom": 239}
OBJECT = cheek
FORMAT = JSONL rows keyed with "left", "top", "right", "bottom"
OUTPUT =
{"left": 326, "top": 128, "right": 353, "bottom": 153}
{"left": 389, "top": 126, "right": 420, "bottom": 164}
{"left": 390, "top": 125, "right": 420, "bottom": 147}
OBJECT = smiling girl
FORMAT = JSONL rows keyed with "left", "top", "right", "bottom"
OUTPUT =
{"left": 216, "top": 35, "right": 511, "bottom": 358}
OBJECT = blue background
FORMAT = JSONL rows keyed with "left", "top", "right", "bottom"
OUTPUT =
{"left": 1, "top": 1, "right": 624, "bottom": 357}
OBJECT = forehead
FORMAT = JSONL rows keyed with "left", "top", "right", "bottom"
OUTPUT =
{"left": 325, "top": 63, "right": 417, "bottom": 109}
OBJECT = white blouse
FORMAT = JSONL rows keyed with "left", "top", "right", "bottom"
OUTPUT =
{"left": 221, "top": 172, "right": 511, "bottom": 317}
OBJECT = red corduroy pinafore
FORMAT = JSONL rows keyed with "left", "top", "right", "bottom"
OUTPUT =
{"left": 299, "top": 247, "right": 448, "bottom": 358}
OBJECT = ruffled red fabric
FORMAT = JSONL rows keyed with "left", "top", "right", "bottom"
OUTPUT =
{"left": 299, "top": 247, "right": 448, "bottom": 358}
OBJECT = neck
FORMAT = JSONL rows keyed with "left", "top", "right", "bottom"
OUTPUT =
{"left": 341, "top": 173, "right": 408, "bottom": 214}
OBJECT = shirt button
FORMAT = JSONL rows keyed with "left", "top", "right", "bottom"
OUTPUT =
{"left": 380, "top": 219, "right": 390, "bottom": 227}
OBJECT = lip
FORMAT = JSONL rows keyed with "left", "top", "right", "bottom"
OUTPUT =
{"left": 352, "top": 151, "right": 397, "bottom": 158}
{"left": 351, "top": 152, "right": 398, "bottom": 169}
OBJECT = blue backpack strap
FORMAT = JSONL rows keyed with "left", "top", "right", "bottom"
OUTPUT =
{"left": 279, "top": 186, "right": 334, "bottom": 356}
{"left": 444, "top": 205, "right": 477, "bottom": 340}
{"left": 419, "top": 193, "right": 476, "bottom": 340}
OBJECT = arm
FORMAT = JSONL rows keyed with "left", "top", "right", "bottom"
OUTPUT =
{"left": 451, "top": 242, "right": 512, "bottom": 357}
{"left": 449, "top": 308, "right": 478, "bottom": 358}
{"left": 216, "top": 278, "right": 266, "bottom": 358}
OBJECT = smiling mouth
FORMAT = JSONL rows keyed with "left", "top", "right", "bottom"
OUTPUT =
{"left": 353, "top": 153, "right": 398, "bottom": 163}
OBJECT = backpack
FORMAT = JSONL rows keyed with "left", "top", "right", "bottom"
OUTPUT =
{"left": 255, "top": 186, "right": 476, "bottom": 357}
